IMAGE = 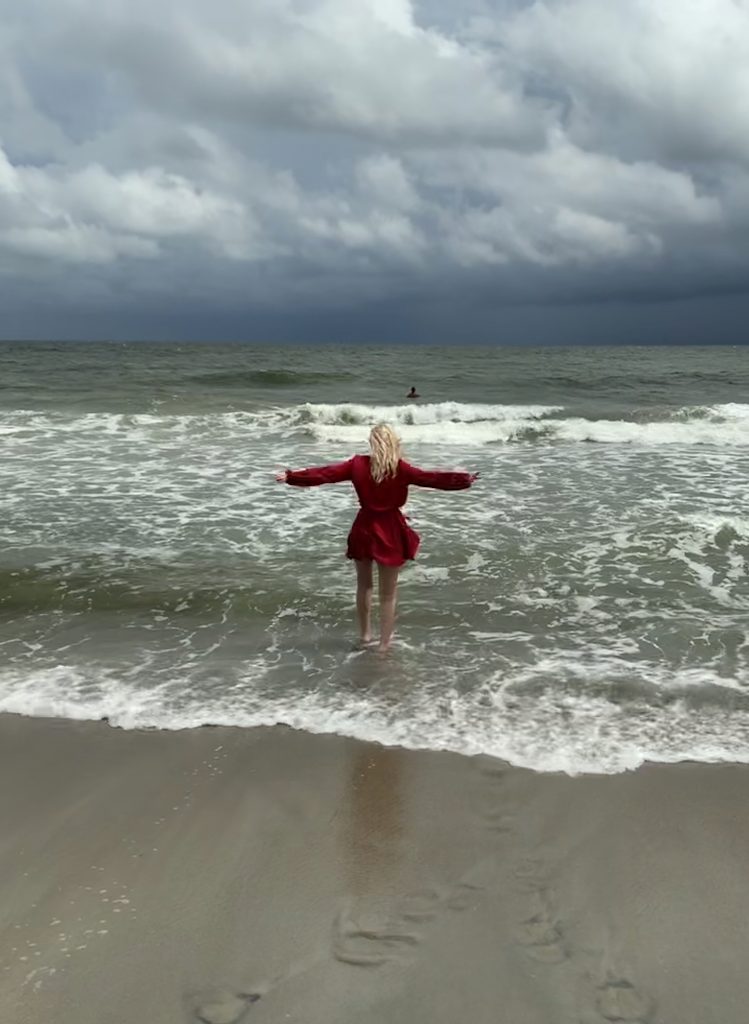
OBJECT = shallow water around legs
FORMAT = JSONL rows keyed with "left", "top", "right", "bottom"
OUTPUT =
{"left": 2, "top": 342, "right": 749, "bottom": 772}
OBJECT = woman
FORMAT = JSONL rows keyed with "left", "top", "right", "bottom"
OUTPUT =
{"left": 276, "top": 423, "right": 479, "bottom": 653}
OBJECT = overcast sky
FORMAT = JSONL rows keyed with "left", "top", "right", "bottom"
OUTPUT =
{"left": 2, "top": 0, "right": 749, "bottom": 343}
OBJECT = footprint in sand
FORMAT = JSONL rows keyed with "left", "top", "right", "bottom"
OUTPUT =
{"left": 516, "top": 889, "right": 568, "bottom": 964}
{"left": 513, "top": 857, "right": 550, "bottom": 894}
{"left": 511, "top": 855, "right": 568, "bottom": 964}
{"left": 480, "top": 807, "right": 516, "bottom": 834}
{"left": 398, "top": 881, "right": 484, "bottom": 919}
{"left": 332, "top": 908, "right": 420, "bottom": 967}
{"left": 333, "top": 875, "right": 486, "bottom": 968}
{"left": 472, "top": 789, "right": 518, "bottom": 837}
{"left": 192, "top": 990, "right": 261, "bottom": 1024}
{"left": 444, "top": 882, "right": 483, "bottom": 912}
{"left": 399, "top": 889, "right": 443, "bottom": 923}
{"left": 594, "top": 974, "right": 653, "bottom": 1023}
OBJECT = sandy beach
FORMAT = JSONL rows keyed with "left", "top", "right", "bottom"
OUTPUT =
{"left": 1, "top": 714, "right": 748, "bottom": 1024}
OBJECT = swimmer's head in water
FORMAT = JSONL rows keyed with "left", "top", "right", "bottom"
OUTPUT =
{"left": 369, "top": 423, "right": 401, "bottom": 482}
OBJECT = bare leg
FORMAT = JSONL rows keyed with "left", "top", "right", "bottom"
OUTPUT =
{"left": 377, "top": 564, "right": 400, "bottom": 653}
{"left": 355, "top": 560, "right": 374, "bottom": 643}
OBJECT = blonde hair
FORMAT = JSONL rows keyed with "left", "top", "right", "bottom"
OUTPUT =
{"left": 369, "top": 423, "right": 401, "bottom": 482}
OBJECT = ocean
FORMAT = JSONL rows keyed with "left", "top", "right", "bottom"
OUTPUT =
{"left": 1, "top": 342, "right": 748, "bottom": 774}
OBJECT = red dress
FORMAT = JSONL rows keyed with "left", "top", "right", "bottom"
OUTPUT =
{"left": 287, "top": 454, "right": 474, "bottom": 566}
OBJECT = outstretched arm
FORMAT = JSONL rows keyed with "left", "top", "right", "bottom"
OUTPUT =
{"left": 402, "top": 461, "right": 479, "bottom": 490}
{"left": 278, "top": 459, "right": 354, "bottom": 486}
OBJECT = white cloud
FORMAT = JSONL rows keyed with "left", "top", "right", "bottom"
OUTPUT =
{"left": 438, "top": 198, "right": 659, "bottom": 269}
{"left": 495, "top": 0, "right": 749, "bottom": 164}
{"left": 356, "top": 155, "right": 420, "bottom": 211}
{"left": 0, "top": 146, "right": 271, "bottom": 263}
{"left": 47, "top": 0, "right": 547, "bottom": 147}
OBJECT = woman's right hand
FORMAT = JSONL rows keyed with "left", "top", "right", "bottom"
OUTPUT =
{"left": 275, "top": 470, "right": 289, "bottom": 483}
{"left": 469, "top": 472, "right": 480, "bottom": 484}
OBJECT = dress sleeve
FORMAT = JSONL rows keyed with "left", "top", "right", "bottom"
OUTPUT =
{"left": 286, "top": 459, "right": 354, "bottom": 486}
{"left": 402, "top": 461, "right": 474, "bottom": 490}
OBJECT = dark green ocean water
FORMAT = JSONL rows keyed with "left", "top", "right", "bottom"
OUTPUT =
{"left": 1, "top": 342, "right": 748, "bottom": 773}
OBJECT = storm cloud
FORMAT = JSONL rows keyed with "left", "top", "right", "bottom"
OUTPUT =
{"left": 2, "top": 0, "right": 749, "bottom": 342}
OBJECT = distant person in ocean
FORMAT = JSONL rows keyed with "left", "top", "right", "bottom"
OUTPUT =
{"left": 407, "top": 386, "right": 419, "bottom": 399}
{"left": 276, "top": 423, "right": 478, "bottom": 653}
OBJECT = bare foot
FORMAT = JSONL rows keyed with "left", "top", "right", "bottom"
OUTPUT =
{"left": 377, "top": 642, "right": 391, "bottom": 656}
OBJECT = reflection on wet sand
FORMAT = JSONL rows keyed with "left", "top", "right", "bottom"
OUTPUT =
{"left": 343, "top": 744, "right": 404, "bottom": 896}
{"left": 331, "top": 741, "right": 416, "bottom": 967}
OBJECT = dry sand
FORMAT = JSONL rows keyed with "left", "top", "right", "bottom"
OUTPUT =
{"left": 1, "top": 713, "right": 748, "bottom": 1024}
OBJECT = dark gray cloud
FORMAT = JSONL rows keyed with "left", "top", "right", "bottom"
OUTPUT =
{"left": 1, "top": 0, "right": 749, "bottom": 342}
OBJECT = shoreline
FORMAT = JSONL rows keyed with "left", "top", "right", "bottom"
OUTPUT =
{"left": 2, "top": 713, "right": 749, "bottom": 1023}
{"left": 5, "top": 708, "right": 747, "bottom": 776}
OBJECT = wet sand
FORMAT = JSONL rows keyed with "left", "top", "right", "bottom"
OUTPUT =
{"left": 1, "top": 714, "right": 748, "bottom": 1024}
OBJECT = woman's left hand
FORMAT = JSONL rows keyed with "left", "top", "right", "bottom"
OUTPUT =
{"left": 275, "top": 470, "right": 289, "bottom": 483}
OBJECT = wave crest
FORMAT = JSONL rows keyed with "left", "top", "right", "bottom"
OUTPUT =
{"left": 298, "top": 402, "right": 749, "bottom": 446}
{"left": 2, "top": 402, "right": 749, "bottom": 446}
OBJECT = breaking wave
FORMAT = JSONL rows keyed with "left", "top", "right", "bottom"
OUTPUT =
{"left": 3, "top": 402, "right": 749, "bottom": 447}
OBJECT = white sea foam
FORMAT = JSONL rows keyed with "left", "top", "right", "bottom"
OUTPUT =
{"left": 298, "top": 401, "right": 562, "bottom": 425}
{"left": 297, "top": 402, "right": 749, "bottom": 445}
{"left": 710, "top": 403, "right": 749, "bottom": 420}
{"left": 2, "top": 657, "right": 749, "bottom": 775}
{"left": 303, "top": 403, "right": 749, "bottom": 444}
{"left": 549, "top": 415, "right": 749, "bottom": 446}
{"left": 3, "top": 401, "right": 749, "bottom": 446}
{"left": 681, "top": 513, "right": 749, "bottom": 541}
